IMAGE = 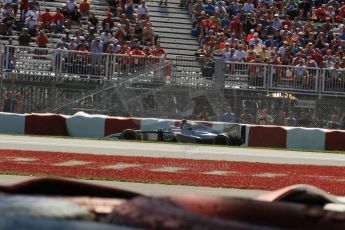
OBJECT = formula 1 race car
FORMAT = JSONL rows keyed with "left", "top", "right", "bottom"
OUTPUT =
{"left": 107, "top": 119, "right": 245, "bottom": 146}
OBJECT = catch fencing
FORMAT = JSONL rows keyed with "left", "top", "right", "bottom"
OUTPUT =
{"left": 1, "top": 46, "right": 345, "bottom": 129}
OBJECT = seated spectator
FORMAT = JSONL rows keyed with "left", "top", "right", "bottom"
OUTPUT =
{"left": 124, "top": 0, "right": 136, "bottom": 23}
{"left": 60, "top": 30, "right": 72, "bottom": 46}
{"left": 29, "top": 0, "right": 40, "bottom": 11}
{"left": 12, "top": 92, "right": 24, "bottom": 114}
{"left": 53, "top": 8, "right": 65, "bottom": 33}
{"left": 69, "top": 6, "right": 82, "bottom": 26}
{"left": 294, "top": 58, "right": 307, "bottom": 86}
{"left": 10, "top": 0, "right": 19, "bottom": 17}
{"left": 192, "top": 0, "right": 204, "bottom": 22}
{"left": 233, "top": 45, "right": 246, "bottom": 62}
{"left": 88, "top": 12, "right": 99, "bottom": 31}
{"left": 24, "top": 13, "right": 38, "bottom": 35}
{"left": 297, "top": 111, "right": 310, "bottom": 127}
{"left": 204, "top": 0, "right": 215, "bottom": 16}
{"left": 119, "top": 13, "right": 130, "bottom": 29}
{"left": 326, "top": 6, "right": 336, "bottom": 23}
{"left": 142, "top": 22, "right": 155, "bottom": 45}
{"left": 18, "top": 27, "right": 31, "bottom": 46}
{"left": 84, "top": 26, "right": 96, "bottom": 44}
{"left": 256, "top": 110, "right": 273, "bottom": 125}
{"left": 130, "top": 44, "right": 146, "bottom": 68}
{"left": 102, "top": 12, "right": 115, "bottom": 31}
{"left": 100, "top": 30, "right": 112, "bottom": 47}
{"left": 2, "top": 10, "right": 16, "bottom": 36}
{"left": 239, "top": 108, "right": 253, "bottom": 124}
{"left": 285, "top": 0, "right": 299, "bottom": 19}
{"left": 79, "top": 0, "right": 90, "bottom": 17}
{"left": 151, "top": 42, "right": 167, "bottom": 58}
{"left": 40, "top": 8, "right": 53, "bottom": 32}
{"left": 25, "top": 7, "right": 39, "bottom": 21}
{"left": 3, "top": 39, "right": 16, "bottom": 71}
{"left": 285, "top": 111, "right": 297, "bottom": 126}
{"left": 71, "top": 29, "right": 85, "bottom": 45}
{"left": 326, "top": 114, "right": 341, "bottom": 129}
{"left": 274, "top": 110, "right": 286, "bottom": 126}
{"left": 220, "top": 106, "right": 237, "bottom": 123}
{"left": 114, "top": 24, "right": 128, "bottom": 44}
{"left": 215, "top": 1, "right": 225, "bottom": 18}
{"left": 106, "top": 0, "right": 119, "bottom": 15}
{"left": 229, "top": 16, "right": 243, "bottom": 37}
{"left": 19, "top": 0, "right": 29, "bottom": 21}
{"left": 197, "top": 105, "right": 210, "bottom": 121}
{"left": 53, "top": 41, "right": 67, "bottom": 74}
{"left": 137, "top": 0, "right": 149, "bottom": 21}
{"left": 36, "top": 30, "right": 48, "bottom": 48}
{"left": 298, "top": 0, "right": 311, "bottom": 19}
{"left": 315, "top": 4, "right": 327, "bottom": 22}
{"left": 259, "top": 45, "right": 270, "bottom": 60}
{"left": 66, "top": 0, "right": 77, "bottom": 19}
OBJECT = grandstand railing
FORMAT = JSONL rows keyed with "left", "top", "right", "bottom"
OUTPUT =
{"left": 2, "top": 45, "right": 345, "bottom": 97}
{"left": 2, "top": 45, "right": 165, "bottom": 80}
{"left": 173, "top": 56, "right": 345, "bottom": 97}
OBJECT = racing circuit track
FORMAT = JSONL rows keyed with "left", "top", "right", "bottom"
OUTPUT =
{"left": 1, "top": 134, "right": 345, "bottom": 196}
{"left": 1, "top": 135, "right": 345, "bottom": 166}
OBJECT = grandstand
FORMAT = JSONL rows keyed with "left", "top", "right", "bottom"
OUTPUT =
{"left": 1, "top": 0, "right": 345, "bottom": 129}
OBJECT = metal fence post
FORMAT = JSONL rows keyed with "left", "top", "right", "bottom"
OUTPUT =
{"left": 0, "top": 44, "right": 3, "bottom": 99}
{"left": 319, "top": 68, "right": 324, "bottom": 99}
{"left": 213, "top": 58, "right": 225, "bottom": 120}
{"left": 214, "top": 58, "right": 225, "bottom": 90}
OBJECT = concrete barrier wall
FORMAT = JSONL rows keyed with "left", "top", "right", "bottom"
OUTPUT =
{"left": 0, "top": 112, "right": 344, "bottom": 151}
{"left": 325, "top": 130, "right": 345, "bottom": 151}
{"left": 25, "top": 114, "right": 68, "bottom": 136}
{"left": 0, "top": 112, "right": 25, "bottom": 134}
{"left": 66, "top": 112, "right": 107, "bottom": 138}
{"left": 248, "top": 125, "right": 287, "bottom": 148}
{"left": 286, "top": 127, "right": 325, "bottom": 151}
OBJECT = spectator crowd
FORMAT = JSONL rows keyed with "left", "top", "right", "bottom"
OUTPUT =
{"left": 191, "top": 0, "right": 345, "bottom": 71}
{"left": 0, "top": 0, "right": 167, "bottom": 66}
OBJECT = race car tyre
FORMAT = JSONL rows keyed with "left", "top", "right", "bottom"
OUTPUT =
{"left": 228, "top": 136, "right": 243, "bottom": 146}
{"left": 120, "top": 129, "right": 140, "bottom": 140}
{"left": 213, "top": 134, "right": 230, "bottom": 145}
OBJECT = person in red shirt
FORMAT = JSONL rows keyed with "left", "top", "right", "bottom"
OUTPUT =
{"left": 229, "top": 16, "right": 243, "bottom": 36}
{"left": 200, "top": 15, "right": 211, "bottom": 41}
{"left": 20, "top": 0, "right": 29, "bottom": 20}
{"left": 315, "top": 5, "right": 326, "bottom": 22}
{"left": 340, "top": 4, "right": 345, "bottom": 19}
{"left": 54, "top": 8, "right": 65, "bottom": 33}
{"left": 281, "top": 15, "right": 292, "bottom": 30}
{"left": 130, "top": 45, "right": 146, "bottom": 69}
{"left": 246, "top": 29, "right": 255, "bottom": 43}
{"left": 36, "top": 30, "right": 49, "bottom": 48}
{"left": 311, "top": 48, "right": 323, "bottom": 67}
{"left": 40, "top": 8, "right": 54, "bottom": 32}
{"left": 115, "top": 43, "right": 130, "bottom": 74}
{"left": 35, "top": 30, "right": 49, "bottom": 57}
{"left": 79, "top": 0, "right": 90, "bottom": 17}
{"left": 207, "top": 35, "right": 217, "bottom": 49}
{"left": 151, "top": 42, "right": 166, "bottom": 61}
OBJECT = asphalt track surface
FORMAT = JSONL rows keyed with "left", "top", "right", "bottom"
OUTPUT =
{"left": 0, "top": 135, "right": 344, "bottom": 166}
{"left": 0, "top": 134, "right": 345, "bottom": 197}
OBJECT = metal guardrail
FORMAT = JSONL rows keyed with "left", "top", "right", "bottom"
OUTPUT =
{"left": 3, "top": 45, "right": 165, "bottom": 80}
{"left": 1, "top": 45, "right": 345, "bottom": 98}
{"left": 172, "top": 56, "right": 345, "bottom": 97}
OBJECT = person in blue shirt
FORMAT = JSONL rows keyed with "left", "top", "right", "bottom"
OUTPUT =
{"left": 204, "top": 0, "right": 215, "bottom": 16}
{"left": 221, "top": 106, "right": 237, "bottom": 123}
